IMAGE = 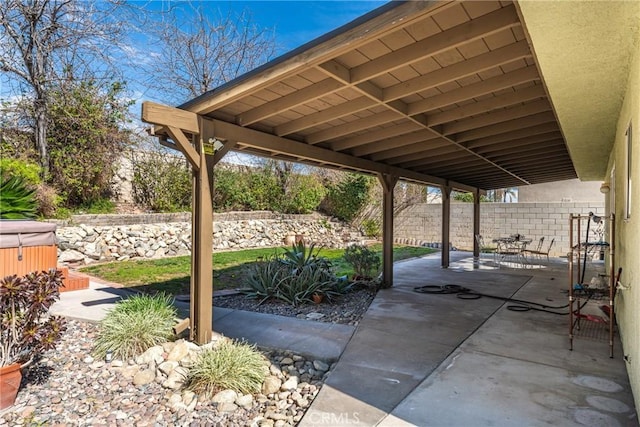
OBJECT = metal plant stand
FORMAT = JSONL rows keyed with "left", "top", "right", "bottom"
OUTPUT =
{"left": 568, "top": 213, "right": 616, "bottom": 358}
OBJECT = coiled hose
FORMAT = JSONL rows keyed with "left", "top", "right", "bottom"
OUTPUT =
{"left": 413, "top": 284, "right": 587, "bottom": 315}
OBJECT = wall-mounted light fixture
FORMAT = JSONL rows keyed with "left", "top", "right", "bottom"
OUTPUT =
{"left": 208, "top": 137, "right": 225, "bottom": 152}
{"left": 600, "top": 182, "right": 610, "bottom": 194}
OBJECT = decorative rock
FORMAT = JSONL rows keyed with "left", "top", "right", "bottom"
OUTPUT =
{"left": 162, "top": 371, "right": 186, "bottom": 390}
{"left": 262, "top": 376, "right": 282, "bottom": 395}
{"left": 132, "top": 369, "right": 156, "bottom": 386}
{"left": 212, "top": 389, "right": 238, "bottom": 404}
{"left": 280, "top": 357, "right": 294, "bottom": 365}
{"left": 135, "top": 346, "right": 164, "bottom": 366}
{"left": 167, "top": 340, "right": 190, "bottom": 361}
{"left": 305, "top": 312, "right": 325, "bottom": 320}
{"left": 236, "top": 394, "right": 254, "bottom": 408}
{"left": 313, "top": 360, "right": 329, "bottom": 372}
{"left": 217, "top": 402, "right": 238, "bottom": 413}
{"left": 281, "top": 376, "right": 299, "bottom": 391}
{"left": 167, "top": 393, "right": 184, "bottom": 411}
{"left": 158, "top": 360, "right": 179, "bottom": 376}
{"left": 58, "top": 249, "right": 85, "bottom": 264}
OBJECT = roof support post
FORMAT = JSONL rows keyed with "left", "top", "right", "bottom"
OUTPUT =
{"left": 141, "top": 101, "right": 214, "bottom": 344}
{"left": 191, "top": 116, "right": 214, "bottom": 345}
{"left": 441, "top": 184, "right": 452, "bottom": 268}
{"left": 473, "top": 188, "right": 481, "bottom": 259}
{"left": 378, "top": 173, "right": 398, "bottom": 287}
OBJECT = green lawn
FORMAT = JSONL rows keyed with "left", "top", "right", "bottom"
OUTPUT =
{"left": 80, "top": 244, "right": 436, "bottom": 295}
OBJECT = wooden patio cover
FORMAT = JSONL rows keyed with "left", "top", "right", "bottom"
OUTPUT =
{"left": 161, "top": 0, "right": 575, "bottom": 191}
{"left": 141, "top": 0, "right": 575, "bottom": 343}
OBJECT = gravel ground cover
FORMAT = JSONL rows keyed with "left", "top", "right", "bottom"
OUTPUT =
{"left": 213, "top": 287, "right": 377, "bottom": 326}
{"left": 1, "top": 288, "right": 377, "bottom": 426}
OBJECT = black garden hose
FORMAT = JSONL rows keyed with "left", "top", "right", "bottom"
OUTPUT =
{"left": 413, "top": 284, "right": 588, "bottom": 315}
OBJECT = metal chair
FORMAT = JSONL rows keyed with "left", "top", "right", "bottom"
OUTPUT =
{"left": 524, "top": 237, "right": 544, "bottom": 261}
{"left": 475, "top": 234, "right": 497, "bottom": 262}
{"left": 495, "top": 239, "right": 525, "bottom": 268}
{"left": 527, "top": 238, "right": 554, "bottom": 264}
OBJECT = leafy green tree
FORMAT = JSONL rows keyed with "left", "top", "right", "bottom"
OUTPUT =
{"left": 452, "top": 191, "right": 491, "bottom": 202}
{"left": 277, "top": 174, "right": 326, "bottom": 214}
{"left": 47, "top": 78, "right": 132, "bottom": 207}
{"left": 323, "top": 173, "right": 374, "bottom": 222}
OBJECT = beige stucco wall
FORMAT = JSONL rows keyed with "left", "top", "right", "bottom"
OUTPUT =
{"left": 608, "top": 31, "right": 640, "bottom": 411}
{"left": 518, "top": 179, "right": 603, "bottom": 203}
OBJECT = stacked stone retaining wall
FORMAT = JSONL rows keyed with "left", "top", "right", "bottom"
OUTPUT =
{"left": 394, "top": 202, "right": 606, "bottom": 258}
{"left": 55, "top": 212, "right": 365, "bottom": 265}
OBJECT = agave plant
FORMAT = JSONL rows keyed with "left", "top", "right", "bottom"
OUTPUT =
{"left": 0, "top": 176, "right": 37, "bottom": 219}
{"left": 280, "top": 241, "right": 332, "bottom": 273}
{"left": 243, "top": 242, "right": 347, "bottom": 307}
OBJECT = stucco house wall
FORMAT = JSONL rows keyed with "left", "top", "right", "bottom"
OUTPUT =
{"left": 518, "top": 179, "right": 603, "bottom": 203}
{"left": 607, "top": 34, "right": 640, "bottom": 411}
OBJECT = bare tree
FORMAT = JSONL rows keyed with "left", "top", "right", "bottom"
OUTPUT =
{"left": 0, "top": 0, "right": 137, "bottom": 176}
{"left": 143, "top": 2, "right": 277, "bottom": 104}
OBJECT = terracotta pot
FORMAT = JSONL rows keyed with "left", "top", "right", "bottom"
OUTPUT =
{"left": 0, "top": 363, "right": 22, "bottom": 410}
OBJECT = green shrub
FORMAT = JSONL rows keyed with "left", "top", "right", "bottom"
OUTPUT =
{"left": 361, "top": 219, "right": 381, "bottom": 238}
{"left": 47, "top": 80, "right": 131, "bottom": 207}
{"left": 343, "top": 244, "right": 381, "bottom": 279}
{"left": 243, "top": 257, "right": 289, "bottom": 304}
{"left": 323, "top": 173, "right": 374, "bottom": 222}
{"left": 0, "top": 175, "right": 38, "bottom": 219}
{"left": 0, "top": 158, "right": 42, "bottom": 186}
{"left": 77, "top": 198, "right": 116, "bottom": 214}
{"left": 132, "top": 152, "right": 191, "bottom": 212}
{"left": 93, "top": 293, "right": 177, "bottom": 360}
{"left": 186, "top": 339, "right": 267, "bottom": 396}
{"left": 277, "top": 174, "right": 326, "bottom": 214}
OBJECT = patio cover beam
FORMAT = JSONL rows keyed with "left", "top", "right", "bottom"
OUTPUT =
{"left": 207, "top": 116, "right": 477, "bottom": 193}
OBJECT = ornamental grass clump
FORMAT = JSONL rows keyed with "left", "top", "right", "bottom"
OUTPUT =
{"left": 186, "top": 339, "right": 267, "bottom": 397}
{"left": 93, "top": 293, "right": 176, "bottom": 360}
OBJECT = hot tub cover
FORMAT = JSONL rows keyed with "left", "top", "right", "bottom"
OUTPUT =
{"left": 0, "top": 220, "right": 57, "bottom": 249}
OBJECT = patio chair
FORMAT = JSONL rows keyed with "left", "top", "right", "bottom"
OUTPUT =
{"left": 524, "top": 237, "right": 544, "bottom": 260}
{"left": 494, "top": 239, "right": 525, "bottom": 268}
{"left": 475, "top": 235, "right": 497, "bottom": 261}
{"left": 527, "top": 238, "right": 555, "bottom": 264}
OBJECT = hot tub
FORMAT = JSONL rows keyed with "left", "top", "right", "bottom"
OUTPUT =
{"left": 0, "top": 220, "right": 57, "bottom": 279}
{"left": 0, "top": 220, "right": 89, "bottom": 291}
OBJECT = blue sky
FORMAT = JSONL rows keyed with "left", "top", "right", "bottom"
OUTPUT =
{"left": 142, "top": 1, "right": 388, "bottom": 55}
{"left": 214, "top": 1, "right": 387, "bottom": 53}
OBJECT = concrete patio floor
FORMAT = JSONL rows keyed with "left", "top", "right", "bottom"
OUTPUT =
{"left": 301, "top": 253, "right": 637, "bottom": 427}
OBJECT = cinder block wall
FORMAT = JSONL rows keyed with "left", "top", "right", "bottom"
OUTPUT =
{"left": 394, "top": 202, "right": 606, "bottom": 257}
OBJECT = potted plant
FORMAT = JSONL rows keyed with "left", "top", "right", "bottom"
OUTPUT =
{"left": 0, "top": 269, "right": 66, "bottom": 409}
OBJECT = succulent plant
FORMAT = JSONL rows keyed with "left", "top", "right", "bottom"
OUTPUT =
{"left": 0, "top": 270, "right": 66, "bottom": 367}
